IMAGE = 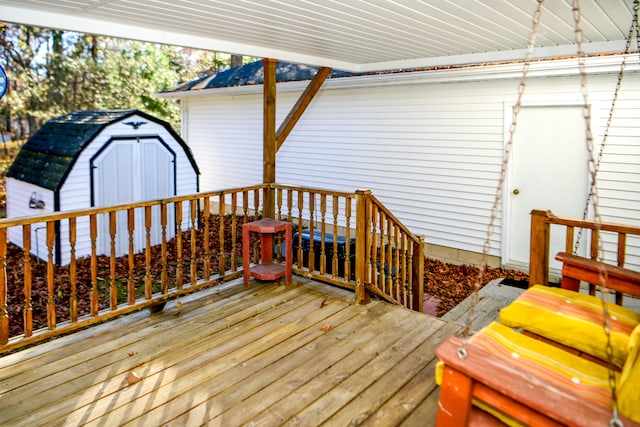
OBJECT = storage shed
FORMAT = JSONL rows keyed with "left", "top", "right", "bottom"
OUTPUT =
{"left": 6, "top": 110, "right": 200, "bottom": 264}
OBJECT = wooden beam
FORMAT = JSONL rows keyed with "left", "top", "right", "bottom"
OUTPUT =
{"left": 263, "top": 58, "right": 277, "bottom": 218}
{"left": 276, "top": 67, "right": 332, "bottom": 151}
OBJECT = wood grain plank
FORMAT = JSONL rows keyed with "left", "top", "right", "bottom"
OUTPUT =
{"left": 0, "top": 281, "right": 291, "bottom": 392}
{"left": 174, "top": 301, "right": 394, "bottom": 426}
{"left": 3, "top": 283, "right": 322, "bottom": 425}
{"left": 73, "top": 289, "right": 354, "bottom": 425}
{"left": 342, "top": 321, "right": 462, "bottom": 426}
{"left": 280, "top": 313, "right": 448, "bottom": 426}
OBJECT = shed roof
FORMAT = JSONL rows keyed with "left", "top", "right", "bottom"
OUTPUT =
{"left": 165, "top": 60, "right": 358, "bottom": 93}
{"left": 7, "top": 110, "right": 199, "bottom": 191}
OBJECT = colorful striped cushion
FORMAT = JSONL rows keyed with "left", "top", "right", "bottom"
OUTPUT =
{"left": 618, "top": 323, "right": 640, "bottom": 423}
{"left": 499, "top": 285, "right": 640, "bottom": 368}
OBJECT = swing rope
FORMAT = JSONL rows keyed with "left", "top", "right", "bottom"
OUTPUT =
{"left": 458, "top": 0, "right": 545, "bottom": 356}
{"left": 456, "top": 1, "right": 633, "bottom": 424}
{"left": 571, "top": 1, "right": 621, "bottom": 424}
{"left": 573, "top": 0, "right": 640, "bottom": 256}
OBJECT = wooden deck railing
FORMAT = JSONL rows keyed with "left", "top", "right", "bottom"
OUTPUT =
{"left": 0, "top": 183, "right": 425, "bottom": 353}
{"left": 529, "top": 209, "right": 640, "bottom": 300}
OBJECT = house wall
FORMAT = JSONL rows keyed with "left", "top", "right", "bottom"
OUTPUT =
{"left": 181, "top": 65, "right": 640, "bottom": 269}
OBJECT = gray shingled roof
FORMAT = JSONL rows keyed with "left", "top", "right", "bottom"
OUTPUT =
{"left": 163, "top": 60, "right": 360, "bottom": 93}
{"left": 7, "top": 110, "right": 199, "bottom": 191}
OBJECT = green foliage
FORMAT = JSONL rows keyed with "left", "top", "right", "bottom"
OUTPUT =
{"left": 0, "top": 22, "right": 246, "bottom": 135}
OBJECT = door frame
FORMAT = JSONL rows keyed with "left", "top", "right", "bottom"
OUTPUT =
{"left": 501, "top": 100, "right": 602, "bottom": 271}
{"left": 89, "top": 135, "right": 177, "bottom": 207}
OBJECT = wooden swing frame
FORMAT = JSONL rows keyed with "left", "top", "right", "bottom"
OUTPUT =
{"left": 435, "top": 0, "right": 640, "bottom": 425}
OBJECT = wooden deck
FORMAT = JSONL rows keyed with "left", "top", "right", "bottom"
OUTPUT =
{"left": 0, "top": 277, "right": 516, "bottom": 426}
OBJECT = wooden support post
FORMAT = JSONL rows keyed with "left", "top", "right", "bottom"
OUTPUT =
{"left": 263, "top": 58, "right": 277, "bottom": 219}
{"left": 355, "top": 189, "right": 371, "bottom": 305}
{"left": 529, "top": 209, "right": 551, "bottom": 287}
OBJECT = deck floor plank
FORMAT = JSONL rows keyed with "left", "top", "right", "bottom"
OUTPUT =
{"left": 0, "top": 277, "right": 507, "bottom": 427}
{"left": 50, "top": 288, "right": 347, "bottom": 426}
{"left": 2, "top": 285, "right": 319, "bottom": 425}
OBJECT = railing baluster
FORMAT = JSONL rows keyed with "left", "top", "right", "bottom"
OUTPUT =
{"left": 393, "top": 223, "right": 400, "bottom": 304}
{"left": 23, "top": 225, "right": 33, "bottom": 336}
{"left": 69, "top": 218, "right": 77, "bottom": 322}
{"left": 277, "top": 187, "right": 283, "bottom": 220}
{"left": 243, "top": 191, "right": 249, "bottom": 219}
{"left": 218, "top": 194, "right": 226, "bottom": 277}
{"left": 297, "top": 191, "right": 304, "bottom": 269}
{"left": 320, "top": 194, "right": 326, "bottom": 275}
{"left": 566, "top": 226, "right": 575, "bottom": 253}
{"left": 145, "top": 206, "right": 152, "bottom": 299}
{"left": 344, "top": 197, "right": 352, "bottom": 282}
{"left": 616, "top": 232, "right": 627, "bottom": 304}
{"left": 161, "top": 203, "right": 168, "bottom": 294}
{"left": 401, "top": 233, "right": 407, "bottom": 307}
{"left": 0, "top": 228, "right": 7, "bottom": 344}
{"left": 287, "top": 189, "right": 293, "bottom": 222}
{"left": 231, "top": 192, "right": 238, "bottom": 271}
{"left": 108, "top": 211, "right": 117, "bottom": 310}
{"left": 190, "top": 199, "right": 198, "bottom": 287}
{"left": 46, "top": 221, "right": 56, "bottom": 329}
{"left": 308, "top": 193, "right": 315, "bottom": 272}
{"left": 176, "top": 201, "right": 183, "bottom": 290}
{"left": 371, "top": 204, "right": 379, "bottom": 288}
{"left": 203, "top": 197, "right": 211, "bottom": 280}
{"left": 617, "top": 233, "right": 627, "bottom": 267}
{"left": 90, "top": 214, "right": 98, "bottom": 316}
{"left": 332, "top": 196, "right": 339, "bottom": 278}
{"left": 128, "top": 208, "right": 135, "bottom": 305}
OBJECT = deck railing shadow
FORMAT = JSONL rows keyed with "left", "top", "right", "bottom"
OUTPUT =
{"left": 0, "top": 183, "right": 424, "bottom": 353}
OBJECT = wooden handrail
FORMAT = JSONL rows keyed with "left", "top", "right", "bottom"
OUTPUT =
{"left": 529, "top": 209, "right": 640, "bottom": 296}
{"left": 1, "top": 183, "right": 426, "bottom": 353}
{"left": 556, "top": 252, "right": 640, "bottom": 299}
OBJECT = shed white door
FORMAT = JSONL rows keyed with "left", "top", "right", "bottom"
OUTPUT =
{"left": 93, "top": 137, "right": 176, "bottom": 256}
{"left": 506, "top": 105, "right": 589, "bottom": 271}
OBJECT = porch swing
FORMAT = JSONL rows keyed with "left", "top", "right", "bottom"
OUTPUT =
{"left": 434, "top": 1, "right": 640, "bottom": 426}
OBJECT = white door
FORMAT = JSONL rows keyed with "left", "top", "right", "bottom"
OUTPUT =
{"left": 506, "top": 106, "right": 590, "bottom": 271}
{"left": 93, "top": 137, "right": 175, "bottom": 256}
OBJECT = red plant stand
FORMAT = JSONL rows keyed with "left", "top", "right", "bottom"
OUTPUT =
{"left": 242, "top": 218, "right": 292, "bottom": 287}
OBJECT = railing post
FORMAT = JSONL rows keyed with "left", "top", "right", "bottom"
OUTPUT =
{"left": 412, "top": 235, "right": 425, "bottom": 312}
{"left": 355, "top": 189, "right": 371, "bottom": 305}
{"left": 529, "top": 209, "right": 552, "bottom": 287}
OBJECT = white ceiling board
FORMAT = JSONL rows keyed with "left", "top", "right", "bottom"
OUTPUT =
{"left": 0, "top": 0, "right": 636, "bottom": 72}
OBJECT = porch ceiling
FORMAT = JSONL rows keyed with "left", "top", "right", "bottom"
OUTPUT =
{"left": 0, "top": 0, "right": 635, "bottom": 72}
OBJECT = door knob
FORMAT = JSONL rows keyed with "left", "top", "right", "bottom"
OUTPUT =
{"left": 513, "top": 188, "right": 520, "bottom": 195}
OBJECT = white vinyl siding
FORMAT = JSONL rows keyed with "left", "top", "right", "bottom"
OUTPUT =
{"left": 182, "top": 67, "right": 640, "bottom": 265}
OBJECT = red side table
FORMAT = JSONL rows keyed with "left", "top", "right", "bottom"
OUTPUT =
{"left": 242, "top": 218, "right": 292, "bottom": 287}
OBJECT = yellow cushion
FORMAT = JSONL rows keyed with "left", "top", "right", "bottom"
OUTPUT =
{"left": 499, "top": 285, "right": 640, "bottom": 368}
{"left": 618, "top": 323, "right": 640, "bottom": 423}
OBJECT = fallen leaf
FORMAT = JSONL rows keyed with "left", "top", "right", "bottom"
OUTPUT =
{"left": 320, "top": 325, "right": 333, "bottom": 332}
{"left": 127, "top": 371, "right": 142, "bottom": 385}
{"left": 128, "top": 351, "right": 138, "bottom": 357}
{"left": 320, "top": 299, "right": 328, "bottom": 308}
{"left": 176, "top": 301, "right": 183, "bottom": 308}
{"left": 174, "top": 311, "right": 182, "bottom": 318}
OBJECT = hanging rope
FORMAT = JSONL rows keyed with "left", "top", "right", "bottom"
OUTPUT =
{"left": 457, "top": 0, "right": 545, "bottom": 357}
{"left": 574, "top": 0, "right": 640, "bottom": 255}
{"left": 572, "top": 1, "right": 625, "bottom": 425}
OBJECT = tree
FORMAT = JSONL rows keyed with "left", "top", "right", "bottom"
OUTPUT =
{"left": 0, "top": 22, "right": 251, "bottom": 136}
